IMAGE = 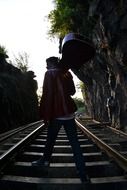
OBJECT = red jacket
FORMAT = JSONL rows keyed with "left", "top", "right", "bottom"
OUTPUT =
{"left": 40, "top": 69, "right": 77, "bottom": 121}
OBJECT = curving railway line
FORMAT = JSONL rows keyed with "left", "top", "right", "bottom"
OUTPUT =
{"left": 0, "top": 118, "right": 127, "bottom": 190}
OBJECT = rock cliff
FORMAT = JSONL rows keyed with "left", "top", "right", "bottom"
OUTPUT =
{"left": 73, "top": 0, "right": 127, "bottom": 130}
{"left": 0, "top": 53, "right": 39, "bottom": 133}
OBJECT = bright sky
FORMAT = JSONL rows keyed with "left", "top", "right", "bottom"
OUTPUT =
{"left": 0, "top": 0, "right": 82, "bottom": 98}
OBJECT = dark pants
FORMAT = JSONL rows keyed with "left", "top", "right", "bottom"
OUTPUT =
{"left": 43, "top": 118, "right": 86, "bottom": 177}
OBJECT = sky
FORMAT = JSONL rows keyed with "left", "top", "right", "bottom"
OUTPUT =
{"left": 0, "top": 0, "right": 82, "bottom": 98}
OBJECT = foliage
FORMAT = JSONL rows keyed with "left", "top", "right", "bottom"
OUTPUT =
{"left": 0, "top": 45, "right": 8, "bottom": 56}
{"left": 13, "top": 52, "right": 29, "bottom": 72}
{"left": 48, "top": 0, "right": 88, "bottom": 37}
{"left": 73, "top": 97, "right": 84, "bottom": 108}
{"left": 73, "top": 97, "right": 85, "bottom": 113}
{"left": 76, "top": 81, "right": 84, "bottom": 90}
{"left": 77, "top": 106, "right": 85, "bottom": 113}
{"left": 48, "top": 0, "right": 97, "bottom": 38}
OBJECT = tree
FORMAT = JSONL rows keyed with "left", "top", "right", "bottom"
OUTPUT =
{"left": 0, "top": 45, "right": 8, "bottom": 58}
{"left": 0, "top": 45, "right": 8, "bottom": 55}
{"left": 73, "top": 97, "right": 85, "bottom": 113}
{"left": 48, "top": 0, "right": 95, "bottom": 38}
{"left": 13, "top": 52, "right": 29, "bottom": 72}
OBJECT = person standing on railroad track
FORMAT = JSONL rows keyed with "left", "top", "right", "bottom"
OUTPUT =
{"left": 106, "top": 95, "right": 120, "bottom": 128}
{"left": 32, "top": 56, "right": 89, "bottom": 183}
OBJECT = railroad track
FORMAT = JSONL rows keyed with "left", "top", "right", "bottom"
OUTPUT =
{"left": 76, "top": 117, "right": 127, "bottom": 167}
{"left": 0, "top": 119, "right": 127, "bottom": 190}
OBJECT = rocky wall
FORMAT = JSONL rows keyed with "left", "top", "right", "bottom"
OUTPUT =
{"left": 0, "top": 54, "right": 39, "bottom": 133}
{"left": 73, "top": 0, "right": 127, "bottom": 130}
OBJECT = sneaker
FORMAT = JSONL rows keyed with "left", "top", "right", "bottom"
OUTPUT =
{"left": 80, "top": 175, "right": 90, "bottom": 183}
{"left": 77, "top": 170, "right": 90, "bottom": 183}
{"left": 32, "top": 159, "right": 49, "bottom": 176}
{"left": 32, "top": 158, "right": 49, "bottom": 167}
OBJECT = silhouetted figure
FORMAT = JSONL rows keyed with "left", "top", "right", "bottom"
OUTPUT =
{"left": 106, "top": 96, "right": 120, "bottom": 128}
{"left": 32, "top": 56, "right": 88, "bottom": 182}
{"left": 107, "top": 96, "right": 114, "bottom": 122}
{"left": 109, "top": 72, "right": 116, "bottom": 90}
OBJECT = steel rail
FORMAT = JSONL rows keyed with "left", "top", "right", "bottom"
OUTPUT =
{"left": 0, "top": 123, "right": 45, "bottom": 172}
{"left": 107, "top": 126, "right": 127, "bottom": 138}
{"left": 90, "top": 119, "right": 127, "bottom": 138}
{"left": 75, "top": 119, "right": 127, "bottom": 172}
{"left": 93, "top": 119, "right": 127, "bottom": 137}
{"left": 0, "top": 120, "right": 43, "bottom": 143}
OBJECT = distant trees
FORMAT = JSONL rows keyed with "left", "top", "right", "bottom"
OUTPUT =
{"left": 13, "top": 52, "right": 29, "bottom": 72}
{"left": 73, "top": 97, "right": 85, "bottom": 113}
